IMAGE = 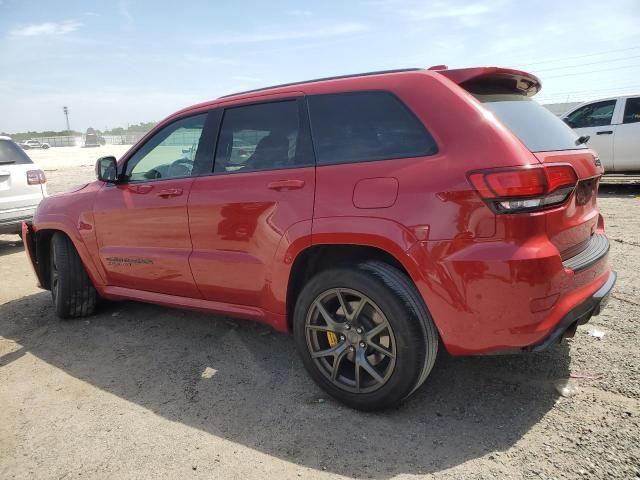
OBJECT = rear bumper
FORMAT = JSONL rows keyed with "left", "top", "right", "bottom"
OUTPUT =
{"left": 527, "top": 270, "right": 616, "bottom": 352}
{"left": 408, "top": 232, "right": 614, "bottom": 355}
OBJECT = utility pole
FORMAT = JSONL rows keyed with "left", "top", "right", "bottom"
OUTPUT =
{"left": 63, "top": 106, "right": 70, "bottom": 131}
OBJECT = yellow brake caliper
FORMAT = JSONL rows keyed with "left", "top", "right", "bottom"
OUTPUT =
{"left": 327, "top": 331, "right": 338, "bottom": 347}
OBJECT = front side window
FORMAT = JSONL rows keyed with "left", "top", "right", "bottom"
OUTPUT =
{"left": 308, "top": 91, "right": 437, "bottom": 165}
{"left": 214, "top": 100, "right": 304, "bottom": 173}
{"left": 126, "top": 114, "right": 207, "bottom": 181}
{"left": 623, "top": 97, "right": 640, "bottom": 124}
{"left": 565, "top": 100, "right": 617, "bottom": 128}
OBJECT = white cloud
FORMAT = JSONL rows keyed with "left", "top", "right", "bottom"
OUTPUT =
{"left": 118, "top": 0, "right": 134, "bottom": 32}
{"left": 200, "top": 22, "right": 368, "bottom": 45}
{"left": 406, "top": 2, "right": 492, "bottom": 19}
{"left": 11, "top": 20, "right": 82, "bottom": 37}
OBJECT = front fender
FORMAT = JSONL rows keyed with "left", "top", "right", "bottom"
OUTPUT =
{"left": 31, "top": 184, "right": 106, "bottom": 289}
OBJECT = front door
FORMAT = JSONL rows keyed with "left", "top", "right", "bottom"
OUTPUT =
{"left": 188, "top": 97, "right": 315, "bottom": 309}
{"left": 564, "top": 99, "right": 618, "bottom": 171}
{"left": 93, "top": 113, "right": 212, "bottom": 297}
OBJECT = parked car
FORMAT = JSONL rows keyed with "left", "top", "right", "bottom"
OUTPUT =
{"left": 20, "top": 139, "right": 50, "bottom": 150}
{"left": 562, "top": 95, "right": 640, "bottom": 173}
{"left": 22, "top": 67, "right": 615, "bottom": 410}
{"left": 0, "top": 137, "right": 47, "bottom": 234}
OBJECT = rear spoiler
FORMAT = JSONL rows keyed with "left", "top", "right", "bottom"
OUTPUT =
{"left": 428, "top": 66, "right": 541, "bottom": 97}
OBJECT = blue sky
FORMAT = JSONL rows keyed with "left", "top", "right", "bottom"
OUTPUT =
{"left": 1, "top": 0, "right": 639, "bottom": 132}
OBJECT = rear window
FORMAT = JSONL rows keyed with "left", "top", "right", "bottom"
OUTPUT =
{"left": 308, "top": 91, "right": 437, "bottom": 165}
{"left": 477, "top": 95, "right": 586, "bottom": 153}
{"left": 0, "top": 139, "right": 33, "bottom": 165}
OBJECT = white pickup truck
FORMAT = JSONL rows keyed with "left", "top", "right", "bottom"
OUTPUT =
{"left": 562, "top": 95, "right": 639, "bottom": 173}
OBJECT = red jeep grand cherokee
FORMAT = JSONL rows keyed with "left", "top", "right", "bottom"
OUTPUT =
{"left": 23, "top": 67, "right": 615, "bottom": 410}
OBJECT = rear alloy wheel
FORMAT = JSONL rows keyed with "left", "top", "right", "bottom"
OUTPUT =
{"left": 294, "top": 262, "right": 438, "bottom": 411}
{"left": 50, "top": 232, "right": 97, "bottom": 318}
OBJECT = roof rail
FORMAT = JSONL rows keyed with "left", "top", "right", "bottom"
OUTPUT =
{"left": 218, "top": 68, "right": 424, "bottom": 99}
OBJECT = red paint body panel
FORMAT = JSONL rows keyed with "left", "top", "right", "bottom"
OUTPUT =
{"left": 93, "top": 178, "right": 201, "bottom": 298}
{"left": 187, "top": 167, "right": 315, "bottom": 311}
{"left": 23, "top": 67, "right": 614, "bottom": 354}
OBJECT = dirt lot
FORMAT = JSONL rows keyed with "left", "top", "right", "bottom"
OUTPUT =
{"left": 1, "top": 147, "right": 639, "bottom": 479}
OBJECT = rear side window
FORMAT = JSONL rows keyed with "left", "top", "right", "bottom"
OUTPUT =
{"left": 308, "top": 91, "right": 437, "bottom": 165}
{"left": 478, "top": 95, "right": 586, "bottom": 152}
{"left": 0, "top": 140, "right": 33, "bottom": 165}
{"left": 214, "top": 100, "right": 311, "bottom": 173}
{"left": 565, "top": 100, "right": 617, "bottom": 128}
{"left": 623, "top": 97, "right": 640, "bottom": 124}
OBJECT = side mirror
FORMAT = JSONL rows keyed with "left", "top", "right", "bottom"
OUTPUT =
{"left": 96, "top": 156, "right": 118, "bottom": 183}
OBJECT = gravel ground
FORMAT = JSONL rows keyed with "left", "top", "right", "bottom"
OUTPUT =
{"left": 0, "top": 149, "right": 638, "bottom": 479}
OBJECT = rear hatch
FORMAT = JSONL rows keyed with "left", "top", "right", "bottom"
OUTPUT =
{"left": 437, "top": 67, "right": 602, "bottom": 259}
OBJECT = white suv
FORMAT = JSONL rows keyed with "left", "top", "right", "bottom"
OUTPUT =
{"left": 562, "top": 95, "right": 640, "bottom": 173}
{"left": 0, "top": 136, "right": 47, "bottom": 235}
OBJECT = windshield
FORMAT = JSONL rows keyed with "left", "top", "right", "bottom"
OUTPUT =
{"left": 0, "top": 139, "right": 34, "bottom": 164}
{"left": 477, "top": 94, "right": 587, "bottom": 153}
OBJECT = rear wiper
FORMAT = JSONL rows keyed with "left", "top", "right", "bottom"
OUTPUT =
{"left": 576, "top": 135, "right": 590, "bottom": 145}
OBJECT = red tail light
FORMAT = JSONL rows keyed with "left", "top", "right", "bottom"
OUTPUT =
{"left": 468, "top": 164, "right": 577, "bottom": 213}
{"left": 27, "top": 169, "right": 46, "bottom": 185}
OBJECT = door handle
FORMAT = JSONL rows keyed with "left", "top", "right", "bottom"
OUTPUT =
{"left": 267, "top": 180, "right": 305, "bottom": 191}
{"left": 128, "top": 184, "right": 153, "bottom": 194}
{"left": 596, "top": 130, "right": 613, "bottom": 135}
{"left": 157, "top": 188, "right": 183, "bottom": 198}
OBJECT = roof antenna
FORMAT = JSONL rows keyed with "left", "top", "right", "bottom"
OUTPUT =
{"left": 428, "top": 65, "right": 448, "bottom": 70}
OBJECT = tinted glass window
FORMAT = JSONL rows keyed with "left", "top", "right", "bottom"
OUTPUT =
{"left": 126, "top": 114, "right": 207, "bottom": 181}
{"left": 0, "top": 139, "right": 33, "bottom": 165}
{"left": 478, "top": 95, "right": 586, "bottom": 152}
{"left": 308, "top": 91, "right": 437, "bottom": 165}
{"left": 214, "top": 100, "right": 305, "bottom": 173}
{"left": 565, "top": 100, "right": 617, "bottom": 128}
{"left": 623, "top": 97, "right": 640, "bottom": 124}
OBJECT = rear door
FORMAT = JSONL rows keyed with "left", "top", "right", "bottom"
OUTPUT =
{"left": 563, "top": 99, "right": 619, "bottom": 171}
{"left": 93, "top": 113, "right": 214, "bottom": 297}
{"left": 188, "top": 96, "right": 315, "bottom": 308}
{"left": 613, "top": 96, "right": 640, "bottom": 172}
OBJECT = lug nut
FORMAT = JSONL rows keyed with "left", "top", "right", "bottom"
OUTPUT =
{"left": 349, "top": 346, "right": 355, "bottom": 352}
{"left": 345, "top": 324, "right": 351, "bottom": 330}
{"left": 340, "top": 335, "right": 345, "bottom": 341}
{"left": 356, "top": 328, "right": 363, "bottom": 334}
{"left": 359, "top": 341, "right": 366, "bottom": 348}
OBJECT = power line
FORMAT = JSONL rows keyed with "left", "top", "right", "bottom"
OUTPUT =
{"left": 511, "top": 46, "right": 640, "bottom": 68}
{"left": 538, "top": 83, "right": 640, "bottom": 98}
{"left": 532, "top": 55, "right": 640, "bottom": 73}
{"left": 543, "top": 63, "right": 640, "bottom": 79}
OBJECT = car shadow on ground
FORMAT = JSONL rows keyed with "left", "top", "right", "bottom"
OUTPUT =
{"left": 0, "top": 235, "right": 24, "bottom": 257}
{"left": 0, "top": 293, "right": 570, "bottom": 478}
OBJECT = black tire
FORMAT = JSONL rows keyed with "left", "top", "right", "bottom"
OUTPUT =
{"left": 50, "top": 232, "right": 97, "bottom": 318}
{"left": 42, "top": 144, "right": 50, "bottom": 150}
{"left": 293, "top": 261, "right": 438, "bottom": 411}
